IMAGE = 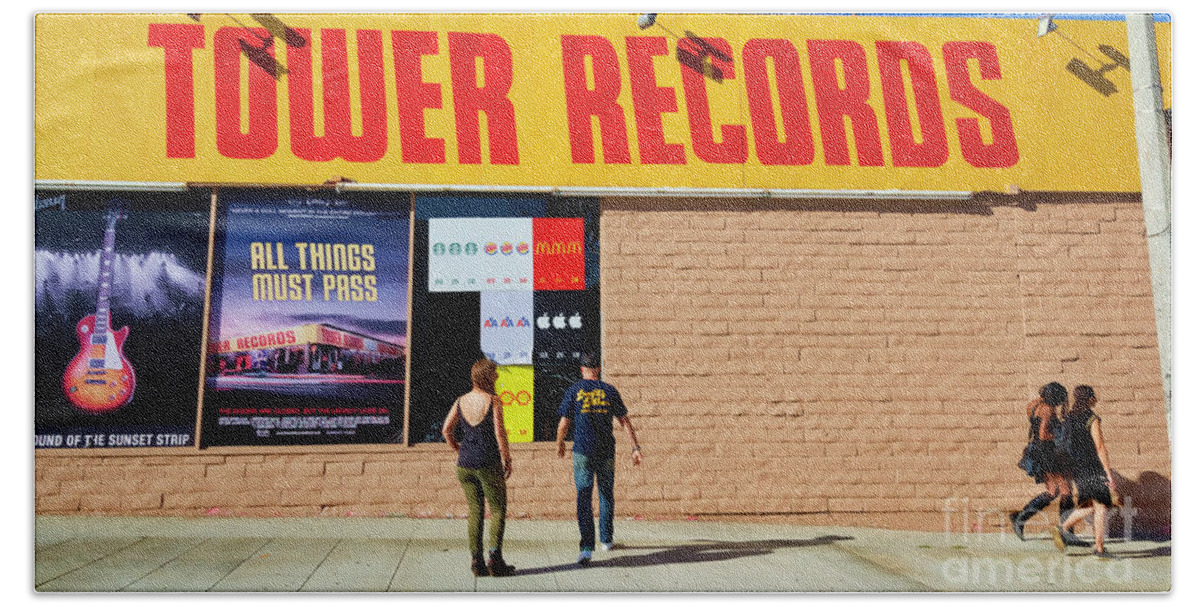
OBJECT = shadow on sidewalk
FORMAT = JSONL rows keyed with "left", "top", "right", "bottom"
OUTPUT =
{"left": 518, "top": 535, "right": 854, "bottom": 576}
{"left": 1104, "top": 544, "right": 1171, "bottom": 560}
{"left": 1050, "top": 537, "right": 1172, "bottom": 560}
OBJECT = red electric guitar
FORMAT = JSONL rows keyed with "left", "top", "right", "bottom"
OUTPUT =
{"left": 62, "top": 204, "right": 136, "bottom": 412}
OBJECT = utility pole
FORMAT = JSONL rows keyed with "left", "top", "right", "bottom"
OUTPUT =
{"left": 1125, "top": 14, "right": 1172, "bottom": 423}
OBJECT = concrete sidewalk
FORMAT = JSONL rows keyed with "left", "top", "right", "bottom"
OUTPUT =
{"left": 34, "top": 516, "right": 1170, "bottom": 592}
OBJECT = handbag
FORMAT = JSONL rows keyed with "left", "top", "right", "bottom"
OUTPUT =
{"left": 1017, "top": 442, "right": 1037, "bottom": 477}
{"left": 1016, "top": 416, "right": 1038, "bottom": 477}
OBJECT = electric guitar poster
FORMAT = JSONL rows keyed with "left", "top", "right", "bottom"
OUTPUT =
{"left": 34, "top": 191, "right": 211, "bottom": 449}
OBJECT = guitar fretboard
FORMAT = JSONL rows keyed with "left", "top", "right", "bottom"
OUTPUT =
{"left": 93, "top": 212, "right": 120, "bottom": 336}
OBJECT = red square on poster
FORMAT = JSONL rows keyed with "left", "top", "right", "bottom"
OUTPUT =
{"left": 533, "top": 218, "right": 585, "bottom": 290}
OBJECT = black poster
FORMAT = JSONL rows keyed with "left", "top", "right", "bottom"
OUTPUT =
{"left": 533, "top": 291, "right": 597, "bottom": 367}
{"left": 34, "top": 191, "right": 211, "bottom": 449}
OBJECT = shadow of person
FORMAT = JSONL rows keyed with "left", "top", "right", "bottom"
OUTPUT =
{"left": 517, "top": 535, "right": 854, "bottom": 576}
{"left": 1106, "top": 545, "right": 1171, "bottom": 560}
{"left": 1109, "top": 470, "right": 1171, "bottom": 541}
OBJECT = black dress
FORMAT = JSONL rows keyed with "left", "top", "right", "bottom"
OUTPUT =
{"left": 1064, "top": 411, "right": 1114, "bottom": 508}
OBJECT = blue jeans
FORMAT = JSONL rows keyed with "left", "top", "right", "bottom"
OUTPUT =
{"left": 573, "top": 452, "right": 615, "bottom": 551}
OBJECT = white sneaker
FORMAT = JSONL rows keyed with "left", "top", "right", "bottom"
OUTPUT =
{"left": 577, "top": 549, "right": 592, "bottom": 564}
{"left": 601, "top": 542, "right": 615, "bottom": 551}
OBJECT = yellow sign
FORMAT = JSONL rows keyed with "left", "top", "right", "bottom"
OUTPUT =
{"left": 495, "top": 365, "right": 534, "bottom": 444}
{"left": 35, "top": 14, "right": 1171, "bottom": 192}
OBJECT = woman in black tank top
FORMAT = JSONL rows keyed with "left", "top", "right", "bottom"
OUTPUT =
{"left": 442, "top": 358, "right": 515, "bottom": 576}
{"left": 1054, "top": 385, "right": 1119, "bottom": 558}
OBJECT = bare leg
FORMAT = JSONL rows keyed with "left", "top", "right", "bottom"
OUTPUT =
{"left": 1092, "top": 503, "right": 1108, "bottom": 553}
{"left": 1061, "top": 505, "right": 1095, "bottom": 531}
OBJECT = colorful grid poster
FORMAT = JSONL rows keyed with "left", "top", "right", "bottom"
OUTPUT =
{"left": 481, "top": 291, "right": 534, "bottom": 365}
{"left": 429, "top": 218, "right": 533, "bottom": 292}
{"left": 409, "top": 195, "right": 600, "bottom": 444}
{"left": 533, "top": 218, "right": 586, "bottom": 290}
{"left": 496, "top": 365, "right": 534, "bottom": 444}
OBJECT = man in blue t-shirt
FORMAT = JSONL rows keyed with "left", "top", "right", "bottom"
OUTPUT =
{"left": 557, "top": 352, "right": 642, "bottom": 565}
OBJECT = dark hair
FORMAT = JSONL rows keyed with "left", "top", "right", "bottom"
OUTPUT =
{"left": 470, "top": 358, "right": 498, "bottom": 393}
{"left": 1069, "top": 385, "right": 1096, "bottom": 417}
{"left": 1039, "top": 382, "right": 1068, "bottom": 407}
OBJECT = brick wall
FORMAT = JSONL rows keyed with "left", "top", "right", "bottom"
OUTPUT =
{"left": 34, "top": 196, "right": 1171, "bottom": 533}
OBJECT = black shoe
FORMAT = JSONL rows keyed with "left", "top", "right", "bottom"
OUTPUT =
{"left": 487, "top": 550, "right": 516, "bottom": 577}
{"left": 1093, "top": 549, "right": 1117, "bottom": 560}
{"left": 470, "top": 555, "right": 488, "bottom": 577}
{"left": 1061, "top": 528, "right": 1089, "bottom": 547}
{"left": 1009, "top": 511, "right": 1026, "bottom": 541}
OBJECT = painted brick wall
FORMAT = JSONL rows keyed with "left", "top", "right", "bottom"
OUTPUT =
{"left": 34, "top": 197, "right": 1171, "bottom": 533}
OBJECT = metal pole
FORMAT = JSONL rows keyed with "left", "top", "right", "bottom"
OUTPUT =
{"left": 1125, "top": 14, "right": 1172, "bottom": 421}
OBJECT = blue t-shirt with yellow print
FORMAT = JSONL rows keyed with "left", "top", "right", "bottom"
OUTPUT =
{"left": 559, "top": 379, "right": 627, "bottom": 458}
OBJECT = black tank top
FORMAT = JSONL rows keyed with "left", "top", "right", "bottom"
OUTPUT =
{"left": 1065, "top": 411, "right": 1105, "bottom": 478}
{"left": 1028, "top": 410, "right": 1058, "bottom": 443}
{"left": 456, "top": 396, "right": 502, "bottom": 469}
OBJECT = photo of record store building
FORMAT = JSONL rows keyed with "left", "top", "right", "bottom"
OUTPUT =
{"left": 34, "top": 13, "right": 1171, "bottom": 535}
{"left": 207, "top": 323, "right": 404, "bottom": 378}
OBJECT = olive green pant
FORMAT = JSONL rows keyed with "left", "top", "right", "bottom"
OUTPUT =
{"left": 456, "top": 465, "right": 508, "bottom": 558}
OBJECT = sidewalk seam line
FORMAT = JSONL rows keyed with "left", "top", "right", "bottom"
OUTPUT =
{"left": 119, "top": 537, "right": 211, "bottom": 591}
{"left": 831, "top": 542, "right": 937, "bottom": 592}
{"left": 206, "top": 538, "right": 273, "bottom": 592}
{"left": 386, "top": 537, "right": 412, "bottom": 592}
{"left": 298, "top": 538, "right": 343, "bottom": 591}
{"left": 35, "top": 535, "right": 147, "bottom": 590}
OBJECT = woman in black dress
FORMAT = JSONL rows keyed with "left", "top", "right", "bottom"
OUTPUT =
{"left": 1053, "top": 385, "right": 1118, "bottom": 558}
{"left": 1010, "top": 382, "right": 1072, "bottom": 540}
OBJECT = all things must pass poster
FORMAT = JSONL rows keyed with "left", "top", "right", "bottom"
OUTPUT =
{"left": 200, "top": 191, "right": 410, "bottom": 447}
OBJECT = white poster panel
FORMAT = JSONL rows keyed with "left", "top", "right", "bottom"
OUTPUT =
{"left": 429, "top": 218, "right": 533, "bottom": 292}
{"left": 481, "top": 291, "right": 534, "bottom": 365}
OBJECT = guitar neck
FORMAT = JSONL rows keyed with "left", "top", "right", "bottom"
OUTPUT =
{"left": 94, "top": 214, "right": 120, "bottom": 335}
